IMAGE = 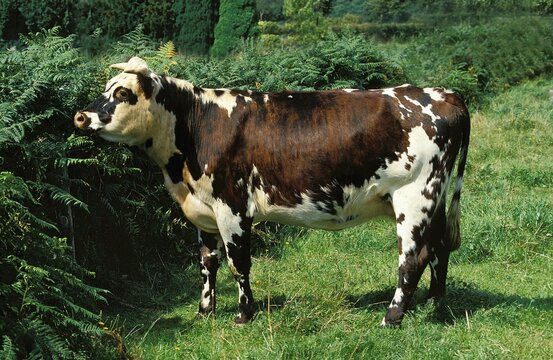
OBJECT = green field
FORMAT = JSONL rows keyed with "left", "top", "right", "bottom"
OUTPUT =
{"left": 109, "top": 78, "right": 553, "bottom": 359}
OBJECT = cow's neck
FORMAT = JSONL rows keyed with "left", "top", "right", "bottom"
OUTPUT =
{"left": 145, "top": 76, "right": 203, "bottom": 181}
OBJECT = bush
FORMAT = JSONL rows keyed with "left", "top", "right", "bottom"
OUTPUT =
{"left": 210, "top": 0, "right": 256, "bottom": 57}
{"left": 0, "top": 28, "right": 109, "bottom": 358}
{"left": 405, "top": 16, "right": 553, "bottom": 103}
{"left": 182, "top": 32, "right": 407, "bottom": 91}
{"left": 173, "top": 0, "right": 217, "bottom": 54}
{"left": 0, "top": 27, "right": 195, "bottom": 358}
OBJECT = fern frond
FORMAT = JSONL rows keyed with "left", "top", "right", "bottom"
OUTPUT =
{"left": 0, "top": 336, "right": 17, "bottom": 360}
{"left": 40, "top": 183, "right": 89, "bottom": 213}
{"left": 158, "top": 41, "right": 177, "bottom": 59}
{"left": 24, "top": 317, "right": 72, "bottom": 359}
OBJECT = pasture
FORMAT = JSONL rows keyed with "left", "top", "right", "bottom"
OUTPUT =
{"left": 113, "top": 78, "right": 553, "bottom": 359}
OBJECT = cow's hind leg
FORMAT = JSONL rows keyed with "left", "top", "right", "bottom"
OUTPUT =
{"left": 198, "top": 230, "right": 224, "bottom": 316}
{"left": 383, "top": 187, "right": 435, "bottom": 326}
{"left": 427, "top": 201, "right": 449, "bottom": 301}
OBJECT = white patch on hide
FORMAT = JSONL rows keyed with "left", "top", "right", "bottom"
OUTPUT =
{"left": 404, "top": 96, "right": 439, "bottom": 122}
{"left": 213, "top": 200, "right": 244, "bottom": 243}
{"left": 391, "top": 288, "right": 404, "bottom": 307}
{"left": 200, "top": 89, "right": 238, "bottom": 117}
{"left": 423, "top": 87, "right": 445, "bottom": 101}
{"left": 382, "top": 87, "right": 397, "bottom": 99}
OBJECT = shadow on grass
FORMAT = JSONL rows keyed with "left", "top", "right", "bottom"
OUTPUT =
{"left": 431, "top": 278, "right": 553, "bottom": 324}
{"left": 346, "top": 278, "right": 553, "bottom": 324}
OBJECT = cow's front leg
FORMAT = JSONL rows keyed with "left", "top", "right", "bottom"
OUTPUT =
{"left": 215, "top": 208, "right": 255, "bottom": 324}
{"left": 198, "top": 230, "right": 224, "bottom": 316}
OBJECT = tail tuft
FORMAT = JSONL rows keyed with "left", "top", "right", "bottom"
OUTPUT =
{"left": 446, "top": 197, "right": 462, "bottom": 251}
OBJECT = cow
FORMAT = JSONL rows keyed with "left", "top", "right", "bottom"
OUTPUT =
{"left": 74, "top": 57, "right": 470, "bottom": 326}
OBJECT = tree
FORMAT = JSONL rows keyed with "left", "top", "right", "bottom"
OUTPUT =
{"left": 174, "top": 0, "right": 218, "bottom": 54}
{"left": 210, "top": 0, "right": 256, "bottom": 57}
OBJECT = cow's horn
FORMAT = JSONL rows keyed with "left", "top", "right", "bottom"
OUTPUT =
{"left": 110, "top": 57, "right": 151, "bottom": 76}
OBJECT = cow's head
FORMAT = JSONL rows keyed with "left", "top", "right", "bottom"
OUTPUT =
{"left": 74, "top": 57, "right": 162, "bottom": 145}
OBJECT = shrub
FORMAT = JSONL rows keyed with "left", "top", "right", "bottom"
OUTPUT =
{"left": 0, "top": 27, "right": 194, "bottom": 358}
{"left": 210, "top": 0, "right": 256, "bottom": 57}
{"left": 0, "top": 28, "right": 110, "bottom": 358}
{"left": 405, "top": 16, "right": 553, "bottom": 103}
{"left": 183, "top": 32, "right": 407, "bottom": 91}
{"left": 173, "top": 0, "right": 217, "bottom": 54}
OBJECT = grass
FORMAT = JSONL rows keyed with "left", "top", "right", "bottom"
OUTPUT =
{"left": 105, "top": 77, "right": 553, "bottom": 359}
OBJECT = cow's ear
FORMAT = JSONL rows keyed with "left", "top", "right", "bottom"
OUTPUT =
{"left": 110, "top": 57, "right": 151, "bottom": 77}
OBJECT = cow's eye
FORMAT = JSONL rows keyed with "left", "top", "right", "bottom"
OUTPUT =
{"left": 115, "top": 87, "right": 130, "bottom": 101}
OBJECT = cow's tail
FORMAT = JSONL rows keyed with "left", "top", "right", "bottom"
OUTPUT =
{"left": 445, "top": 104, "right": 470, "bottom": 252}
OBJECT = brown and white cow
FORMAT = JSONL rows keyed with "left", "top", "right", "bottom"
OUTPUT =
{"left": 74, "top": 57, "right": 470, "bottom": 326}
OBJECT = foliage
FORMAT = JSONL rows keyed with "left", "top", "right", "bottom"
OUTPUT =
{"left": 17, "top": 0, "right": 75, "bottom": 31}
{"left": 405, "top": 16, "right": 553, "bottom": 103}
{"left": 0, "top": 27, "right": 195, "bottom": 358}
{"left": 256, "top": 0, "right": 284, "bottom": 20}
{"left": 284, "top": 0, "right": 332, "bottom": 17}
{"left": 365, "top": 0, "right": 411, "bottom": 22}
{"left": 0, "top": 171, "right": 110, "bottom": 358}
{"left": 0, "top": 28, "right": 106, "bottom": 358}
{"left": 210, "top": 0, "right": 256, "bottom": 57}
{"left": 173, "top": 0, "right": 218, "bottom": 55}
{"left": 330, "top": 0, "right": 368, "bottom": 18}
{"left": 276, "top": 0, "right": 333, "bottom": 43}
{"left": 180, "top": 32, "right": 406, "bottom": 91}
{"left": 73, "top": 0, "right": 175, "bottom": 42}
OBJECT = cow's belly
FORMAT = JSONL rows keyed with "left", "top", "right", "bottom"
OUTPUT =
{"left": 251, "top": 183, "right": 395, "bottom": 230}
{"left": 163, "top": 176, "right": 219, "bottom": 233}
{"left": 181, "top": 193, "right": 219, "bottom": 233}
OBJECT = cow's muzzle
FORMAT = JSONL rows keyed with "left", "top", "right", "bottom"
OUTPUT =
{"left": 74, "top": 111, "right": 91, "bottom": 130}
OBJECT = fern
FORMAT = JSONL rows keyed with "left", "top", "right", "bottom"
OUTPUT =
{"left": 0, "top": 336, "right": 16, "bottom": 360}
{"left": 158, "top": 41, "right": 177, "bottom": 58}
{"left": 40, "top": 183, "right": 89, "bottom": 213}
{"left": 0, "top": 29, "right": 118, "bottom": 359}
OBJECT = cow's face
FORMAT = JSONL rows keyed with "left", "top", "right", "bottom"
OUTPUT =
{"left": 74, "top": 57, "right": 161, "bottom": 145}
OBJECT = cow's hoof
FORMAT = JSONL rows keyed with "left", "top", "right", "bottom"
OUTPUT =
{"left": 381, "top": 308, "right": 403, "bottom": 327}
{"left": 197, "top": 303, "right": 215, "bottom": 317}
{"left": 234, "top": 312, "right": 254, "bottom": 326}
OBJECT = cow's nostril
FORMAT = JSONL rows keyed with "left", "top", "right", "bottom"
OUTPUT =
{"left": 74, "top": 112, "right": 91, "bottom": 129}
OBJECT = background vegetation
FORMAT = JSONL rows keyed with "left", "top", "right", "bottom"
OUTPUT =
{"left": 0, "top": 0, "right": 552, "bottom": 358}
